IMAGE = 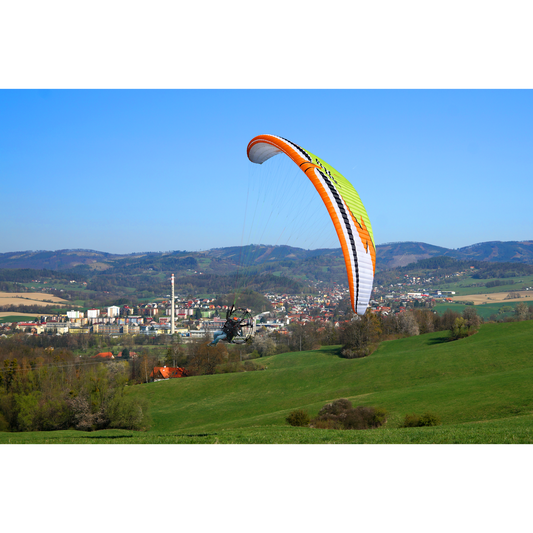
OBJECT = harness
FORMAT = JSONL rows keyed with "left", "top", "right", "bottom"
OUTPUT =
{"left": 222, "top": 305, "right": 243, "bottom": 342}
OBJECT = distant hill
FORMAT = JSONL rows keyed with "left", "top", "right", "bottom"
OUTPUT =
{"left": 0, "top": 249, "right": 137, "bottom": 271}
{"left": 0, "top": 240, "right": 532, "bottom": 273}
{"left": 376, "top": 242, "right": 451, "bottom": 269}
{"left": 0, "top": 245, "right": 345, "bottom": 272}
{"left": 2, "top": 242, "right": 533, "bottom": 309}
{"left": 207, "top": 244, "right": 343, "bottom": 264}
{"left": 376, "top": 241, "right": 533, "bottom": 269}
{"left": 450, "top": 241, "right": 533, "bottom": 264}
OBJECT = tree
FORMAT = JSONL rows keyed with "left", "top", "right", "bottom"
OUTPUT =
{"left": 122, "top": 334, "right": 134, "bottom": 348}
{"left": 165, "top": 342, "right": 187, "bottom": 367}
{"left": 515, "top": 302, "right": 529, "bottom": 321}
{"left": 397, "top": 311, "right": 420, "bottom": 336}
{"left": 249, "top": 335, "right": 277, "bottom": 357}
{"left": 448, "top": 307, "right": 482, "bottom": 341}
{"left": 450, "top": 316, "right": 469, "bottom": 340}
{"left": 187, "top": 339, "right": 227, "bottom": 375}
{"left": 333, "top": 297, "right": 352, "bottom": 318}
{"left": 438, "top": 309, "right": 462, "bottom": 331}
{"left": 339, "top": 310, "right": 382, "bottom": 359}
{"left": 287, "top": 322, "right": 319, "bottom": 351}
{"left": 138, "top": 352, "right": 159, "bottom": 383}
{"left": 412, "top": 309, "right": 435, "bottom": 334}
{"left": 462, "top": 307, "right": 482, "bottom": 330}
{"left": 320, "top": 322, "right": 339, "bottom": 345}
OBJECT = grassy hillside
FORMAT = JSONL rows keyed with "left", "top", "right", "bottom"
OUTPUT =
{"left": 3, "top": 320, "right": 533, "bottom": 443}
{"left": 128, "top": 320, "right": 533, "bottom": 434}
{"left": 3, "top": 415, "right": 533, "bottom": 443}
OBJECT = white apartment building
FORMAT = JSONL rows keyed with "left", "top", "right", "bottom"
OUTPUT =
{"left": 107, "top": 306, "right": 121, "bottom": 318}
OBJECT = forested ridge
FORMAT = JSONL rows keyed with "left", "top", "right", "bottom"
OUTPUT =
{"left": 2, "top": 242, "right": 533, "bottom": 314}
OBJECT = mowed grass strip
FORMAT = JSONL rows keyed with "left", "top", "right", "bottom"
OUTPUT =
{"left": 3, "top": 415, "right": 533, "bottom": 443}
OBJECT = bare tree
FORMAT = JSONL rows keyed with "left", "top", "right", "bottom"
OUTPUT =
{"left": 398, "top": 311, "right": 420, "bottom": 337}
{"left": 515, "top": 302, "right": 529, "bottom": 321}
{"left": 462, "top": 306, "right": 482, "bottom": 329}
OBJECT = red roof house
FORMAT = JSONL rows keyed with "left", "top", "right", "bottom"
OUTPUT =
{"left": 150, "top": 366, "right": 188, "bottom": 380}
{"left": 91, "top": 352, "right": 114, "bottom": 359}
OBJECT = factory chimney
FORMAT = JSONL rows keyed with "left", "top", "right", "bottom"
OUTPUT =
{"left": 171, "top": 274, "right": 175, "bottom": 335}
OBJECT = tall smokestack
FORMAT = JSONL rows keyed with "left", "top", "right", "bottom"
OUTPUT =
{"left": 171, "top": 274, "right": 175, "bottom": 335}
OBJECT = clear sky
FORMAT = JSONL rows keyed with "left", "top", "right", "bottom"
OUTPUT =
{"left": 1, "top": 89, "right": 532, "bottom": 254}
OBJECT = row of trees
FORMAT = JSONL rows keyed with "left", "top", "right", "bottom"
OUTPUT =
{"left": 0, "top": 329, "right": 183, "bottom": 431}
{"left": 180, "top": 306, "right": 482, "bottom": 364}
{"left": 339, "top": 302, "right": 533, "bottom": 358}
{"left": 162, "top": 337, "right": 265, "bottom": 376}
{"left": 339, "top": 307, "right": 483, "bottom": 358}
{"left": 0, "top": 356, "right": 149, "bottom": 432}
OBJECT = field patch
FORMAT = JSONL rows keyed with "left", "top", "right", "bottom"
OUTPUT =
{"left": 0, "top": 312, "right": 40, "bottom": 322}
{"left": 0, "top": 291, "right": 70, "bottom": 307}
{"left": 452, "top": 290, "right": 533, "bottom": 305}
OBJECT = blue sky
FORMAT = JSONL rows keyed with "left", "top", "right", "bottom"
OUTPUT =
{"left": 1, "top": 89, "right": 532, "bottom": 254}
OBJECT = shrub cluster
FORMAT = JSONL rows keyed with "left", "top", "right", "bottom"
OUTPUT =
{"left": 286, "top": 409, "right": 310, "bottom": 427}
{"left": 303, "top": 399, "right": 387, "bottom": 430}
{"left": 401, "top": 412, "right": 441, "bottom": 428}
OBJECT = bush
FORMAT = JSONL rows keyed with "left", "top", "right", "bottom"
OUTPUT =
{"left": 340, "top": 346, "right": 373, "bottom": 359}
{"left": 401, "top": 413, "right": 421, "bottom": 428}
{"left": 343, "top": 406, "right": 388, "bottom": 430}
{"left": 286, "top": 409, "right": 310, "bottom": 427}
{"left": 418, "top": 412, "right": 441, "bottom": 427}
{"left": 107, "top": 395, "right": 150, "bottom": 430}
{"left": 312, "top": 418, "right": 343, "bottom": 430}
{"left": 401, "top": 412, "right": 441, "bottom": 428}
{"left": 319, "top": 398, "right": 353, "bottom": 416}
{"left": 311, "top": 399, "right": 387, "bottom": 430}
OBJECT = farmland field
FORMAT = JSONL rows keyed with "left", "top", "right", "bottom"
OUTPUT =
{"left": 0, "top": 291, "right": 69, "bottom": 307}
{"left": 0, "top": 313, "right": 39, "bottom": 323}
{"left": 441, "top": 274, "right": 533, "bottom": 296}
{"left": 452, "top": 290, "right": 533, "bottom": 305}
{"left": 433, "top": 301, "right": 525, "bottom": 320}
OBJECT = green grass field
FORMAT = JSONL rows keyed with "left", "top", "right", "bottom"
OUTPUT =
{"left": 2, "top": 415, "right": 533, "bottom": 443}
{"left": 433, "top": 301, "right": 523, "bottom": 320}
{"left": 443, "top": 274, "right": 533, "bottom": 296}
{"left": 3, "top": 320, "right": 533, "bottom": 444}
{"left": 0, "top": 315, "right": 39, "bottom": 323}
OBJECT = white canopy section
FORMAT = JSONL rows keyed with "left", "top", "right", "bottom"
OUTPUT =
{"left": 247, "top": 140, "right": 283, "bottom": 164}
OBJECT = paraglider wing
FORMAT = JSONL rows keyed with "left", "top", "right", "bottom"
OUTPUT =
{"left": 247, "top": 134, "right": 375, "bottom": 316}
